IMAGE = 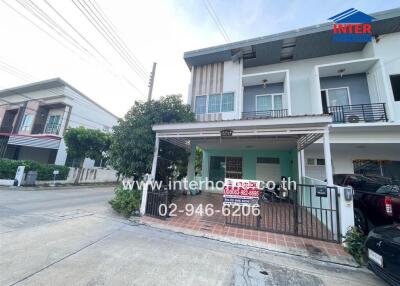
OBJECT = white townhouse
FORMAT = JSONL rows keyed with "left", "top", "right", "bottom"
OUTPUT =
{"left": 144, "top": 8, "right": 400, "bottom": 242}
{"left": 0, "top": 78, "right": 118, "bottom": 167}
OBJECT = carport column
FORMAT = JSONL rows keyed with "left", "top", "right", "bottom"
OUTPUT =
{"left": 187, "top": 142, "right": 196, "bottom": 182}
{"left": 140, "top": 135, "right": 160, "bottom": 215}
{"left": 323, "top": 130, "right": 333, "bottom": 186}
{"left": 300, "top": 149, "right": 305, "bottom": 183}
{"left": 297, "top": 151, "right": 302, "bottom": 183}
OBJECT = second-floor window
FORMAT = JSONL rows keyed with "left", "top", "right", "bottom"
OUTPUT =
{"left": 19, "top": 114, "right": 33, "bottom": 132}
{"left": 256, "top": 94, "right": 282, "bottom": 111}
{"left": 45, "top": 115, "right": 61, "bottom": 134}
{"left": 195, "top": 93, "right": 234, "bottom": 114}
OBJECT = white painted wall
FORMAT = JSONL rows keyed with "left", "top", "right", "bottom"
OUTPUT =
{"left": 243, "top": 52, "right": 365, "bottom": 116}
{"left": 305, "top": 143, "right": 400, "bottom": 177}
{"left": 370, "top": 32, "right": 400, "bottom": 121}
{"left": 222, "top": 60, "right": 242, "bottom": 120}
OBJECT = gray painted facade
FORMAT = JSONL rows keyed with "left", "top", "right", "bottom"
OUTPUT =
{"left": 243, "top": 83, "right": 284, "bottom": 112}
{"left": 319, "top": 73, "right": 371, "bottom": 105}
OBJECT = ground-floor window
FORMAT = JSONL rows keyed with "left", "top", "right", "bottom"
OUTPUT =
{"left": 209, "top": 156, "right": 242, "bottom": 182}
{"left": 353, "top": 159, "right": 400, "bottom": 181}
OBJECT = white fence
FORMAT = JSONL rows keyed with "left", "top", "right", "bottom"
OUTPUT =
{"left": 31, "top": 167, "right": 119, "bottom": 185}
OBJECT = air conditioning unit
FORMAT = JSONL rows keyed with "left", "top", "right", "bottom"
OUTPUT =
{"left": 346, "top": 114, "right": 360, "bottom": 123}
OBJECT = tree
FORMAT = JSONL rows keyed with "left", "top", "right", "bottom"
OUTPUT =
{"left": 64, "top": 126, "right": 111, "bottom": 169}
{"left": 195, "top": 146, "right": 203, "bottom": 176}
{"left": 109, "top": 95, "right": 195, "bottom": 181}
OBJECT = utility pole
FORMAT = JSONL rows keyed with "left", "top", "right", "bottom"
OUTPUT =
{"left": 147, "top": 62, "right": 157, "bottom": 101}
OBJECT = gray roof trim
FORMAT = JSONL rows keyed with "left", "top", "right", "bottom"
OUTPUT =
{"left": 184, "top": 8, "right": 400, "bottom": 65}
{"left": 0, "top": 78, "right": 120, "bottom": 119}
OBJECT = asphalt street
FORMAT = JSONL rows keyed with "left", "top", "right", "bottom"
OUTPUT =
{"left": 0, "top": 186, "right": 387, "bottom": 286}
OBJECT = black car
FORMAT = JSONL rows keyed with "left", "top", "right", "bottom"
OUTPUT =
{"left": 334, "top": 174, "right": 400, "bottom": 234}
{"left": 365, "top": 224, "right": 400, "bottom": 285}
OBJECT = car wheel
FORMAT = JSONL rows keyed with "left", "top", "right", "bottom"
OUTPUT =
{"left": 354, "top": 208, "right": 367, "bottom": 235}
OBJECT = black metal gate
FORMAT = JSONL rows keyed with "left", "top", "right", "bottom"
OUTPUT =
{"left": 225, "top": 184, "right": 341, "bottom": 242}
{"left": 145, "top": 188, "right": 170, "bottom": 219}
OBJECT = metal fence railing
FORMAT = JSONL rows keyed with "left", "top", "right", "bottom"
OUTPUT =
{"left": 225, "top": 184, "right": 341, "bottom": 243}
{"left": 242, "top": 109, "right": 288, "bottom": 120}
{"left": 328, "top": 103, "right": 387, "bottom": 123}
{"left": 145, "top": 187, "right": 170, "bottom": 219}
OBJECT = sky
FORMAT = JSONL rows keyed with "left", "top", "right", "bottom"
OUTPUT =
{"left": 0, "top": 0, "right": 399, "bottom": 118}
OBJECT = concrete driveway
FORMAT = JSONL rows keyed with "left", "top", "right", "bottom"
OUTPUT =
{"left": 0, "top": 186, "right": 386, "bottom": 286}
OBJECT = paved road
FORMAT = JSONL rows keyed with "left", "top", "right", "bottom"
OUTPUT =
{"left": 0, "top": 186, "right": 387, "bottom": 286}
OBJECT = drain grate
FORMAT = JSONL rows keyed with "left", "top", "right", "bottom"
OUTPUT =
{"left": 259, "top": 270, "right": 269, "bottom": 276}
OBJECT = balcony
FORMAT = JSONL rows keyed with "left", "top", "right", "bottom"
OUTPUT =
{"left": 31, "top": 123, "right": 62, "bottom": 135}
{"left": 327, "top": 103, "right": 388, "bottom": 123}
{"left": 242, "top": 109, "right": 288, "bottom": 120}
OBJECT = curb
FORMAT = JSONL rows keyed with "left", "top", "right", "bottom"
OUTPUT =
{"left": 133, "top": 217, "right": 359, "bottom": 268}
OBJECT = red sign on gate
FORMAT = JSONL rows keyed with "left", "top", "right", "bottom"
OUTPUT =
{"left": 223, "top": 179, "right": 263, "bottom": 206}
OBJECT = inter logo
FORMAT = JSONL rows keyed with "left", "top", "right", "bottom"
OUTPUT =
{"left": 329, "top": 8, "right": 375, "bottom": 42}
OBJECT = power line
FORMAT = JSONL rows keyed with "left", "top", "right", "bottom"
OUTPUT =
{"left": 0, "top": 61, "right": 118, "bottom": 126}
{"left": 2, "top": 0, "right": 146, "bottom": 97}
{"left": 72, "top": 0, "right": 149, "bottom": 82}
{"left": 202, "top": 0, "right": 230, "bottom": 43}
{"left": 87, "top": 0, "right": 149, "bottom": 76}
{"left": 16, "top": 0, "right": 92, "bottom": 57}
{"left": 0, "top": 60, "right": 36, "bottom": 81}
{"left": 1, "top": 0, "right": 86, "bottom": 59}
{"left": 42, "top": 0, "right": 112, "bottom": 66}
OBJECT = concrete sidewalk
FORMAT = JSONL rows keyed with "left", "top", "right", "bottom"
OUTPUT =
{"left": 0, "top": 186, "right": 384, "bottom": 286}
{"left": 139, "top": 215, "right": 357, "bottom": 267}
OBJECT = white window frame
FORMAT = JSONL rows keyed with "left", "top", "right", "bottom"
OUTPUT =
{"left": 194, "top": 92, "right": 235, "bottom": 114}
{"left": 194, "top": 95, "right": 207, "bottom": 114}
{"left": 19, "top": 114, "right": 33, "bottom": 132}
{"left": 322, "top": 87, "right": 351, "bottom": 107}
{"left": 255, "top": 93, "right": 283, "bottom": 113}
{"left": 306, "top": 158, "right": 325, "bottom": 166}
{"left": 207, "top": 94, "right": 222, "bottom": 114}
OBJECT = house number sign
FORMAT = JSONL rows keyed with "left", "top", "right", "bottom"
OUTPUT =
{"left": 220, "top": 129, "right": 233, "bottom": 137}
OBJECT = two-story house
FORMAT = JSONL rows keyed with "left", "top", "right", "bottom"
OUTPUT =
{"left": 151, "top": 8, "right": 400, "bottom": 187}
{"left": 0, "top": 78, "right": 118, "bottom": 167}
{"left": 143, "top": 8, "right": 400, "bottom": 242}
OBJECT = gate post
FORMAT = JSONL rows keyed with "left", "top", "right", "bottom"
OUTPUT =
{"left": 140, "top": 135, "right": 160, "bottom": 216}
{"left": 293, "top": 186, "right": 299, "bottom": 235}
{"left": 323, "top": 130, "right": 333, "bottom": 186}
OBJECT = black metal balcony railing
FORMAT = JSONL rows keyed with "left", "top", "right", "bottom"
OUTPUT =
{"left": 31, "top": 123, "right": 61, "bottom": 135}
{"left": 242, "top": 109, "right": 288, "bottom": 119}
{"left": 327, "top": 103, "right": 387, "bottom": 123}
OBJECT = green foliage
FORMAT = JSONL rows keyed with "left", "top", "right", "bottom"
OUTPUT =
{"left": 195, "top": 146, "right": 203, "bottom": 176}
{"left": 343, "top": 226, "right": 367, "bottom": 265}
{"left": 64, "top": 126, "right": 111, "bottom": 166}
{"left": 0, "top": 159, "right": 69, "bottom": 180}
{"left": 109, "top": 185, "right": 141, "bottom": 217}
{"left": 109, "top": 94, "right": 195, "bottom": 180}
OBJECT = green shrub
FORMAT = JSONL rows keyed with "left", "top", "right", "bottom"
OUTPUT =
{"left": 109, "top": 185, "right": 141, "bottom": 217}
{"left": 0, "top": 159, "right": 69, "bottom": 181}
{"left": 343, "top": 226, "right": 367, "bottom": 265}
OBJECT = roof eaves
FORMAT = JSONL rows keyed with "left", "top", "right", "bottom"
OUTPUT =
{"left": 184, "top": 7, "right": 400, "bottom": 64}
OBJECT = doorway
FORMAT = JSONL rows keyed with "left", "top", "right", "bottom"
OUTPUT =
{"left": 255, "top": 157, "right": 281, "bottom": 182}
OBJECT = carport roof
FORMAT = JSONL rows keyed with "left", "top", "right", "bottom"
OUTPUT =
{"left": 184, "top": 8, "right": 400, "bottom": 69}
{"left": 153, "top": 115, "right": 331, "bottom": 151}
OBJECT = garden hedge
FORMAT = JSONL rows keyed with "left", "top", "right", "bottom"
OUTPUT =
{"left": 0, "top": 159, "right": 70, "bottom": 181}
